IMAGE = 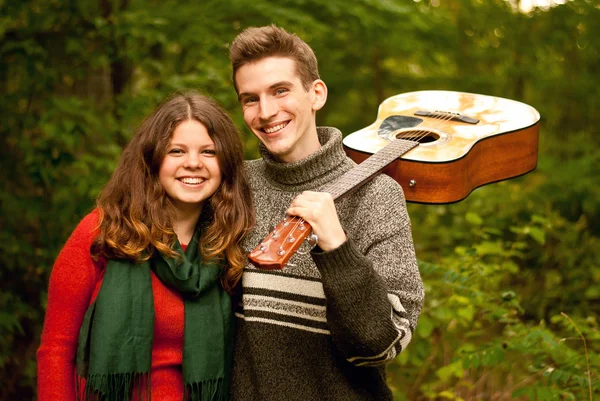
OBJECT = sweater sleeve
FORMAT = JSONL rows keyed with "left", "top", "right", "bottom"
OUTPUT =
{"left": 311, "top": 177, "right": 424, "bottom": 367}
{"left": 37, "top": 211, "right": 102, "bottom": 401}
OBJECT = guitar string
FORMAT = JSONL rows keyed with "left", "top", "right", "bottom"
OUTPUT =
{"left": 397, "top": 111, "right": 455, "bottom": 142}
{"left": 327, "top": 112, "right": 455, "bottom": 197}
{"left": 263, "top": 112, "right": 457, "bottom": 260}
{"left": 282, "top": 216, "right": 305, "bottom": 251}
{"left": 327, "top": 112, "right": 459, "bottom": 199}
{"left": 329, "top": 112, "right": 455, "bottom": 198}
{"left": 260, "top": 112, "right": 458, "bottom": 261}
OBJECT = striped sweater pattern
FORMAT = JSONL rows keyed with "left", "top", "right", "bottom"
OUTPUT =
{"left": 230, "top": 127, "right": 424, "bottom": 401}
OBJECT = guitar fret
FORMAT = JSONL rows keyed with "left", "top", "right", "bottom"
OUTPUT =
{"left": 323, "top": 139, "right": 419, "bottom": 200}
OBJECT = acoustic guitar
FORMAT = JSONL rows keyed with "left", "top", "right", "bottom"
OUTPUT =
{"left": 248, "top": 90, "right": 540, "bottom": 269}
{"left": 343, "top": 90, "right": 540, "bottom": 204}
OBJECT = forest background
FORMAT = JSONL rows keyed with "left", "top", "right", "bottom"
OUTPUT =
{"left": 1, "top": 0, "right": 598, "bottom": 400}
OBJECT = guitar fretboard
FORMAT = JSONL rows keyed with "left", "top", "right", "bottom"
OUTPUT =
{"left": 324, "top": 139, "right": 419, "bottom": 200}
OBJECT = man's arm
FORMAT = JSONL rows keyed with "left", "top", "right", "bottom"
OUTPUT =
{"left": 288, "top": 180, "right": 424, "bottom": 366}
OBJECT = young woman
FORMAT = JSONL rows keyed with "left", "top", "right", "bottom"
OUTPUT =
{"left": 37, "top": 91, "right": 254, "bottom": 401}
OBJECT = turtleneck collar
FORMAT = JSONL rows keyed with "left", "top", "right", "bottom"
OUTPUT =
{"left": 258, "top": 127, "right": 354, "bottom": 190}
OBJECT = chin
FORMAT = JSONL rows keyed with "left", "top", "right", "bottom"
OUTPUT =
{"left": 267, "top": 144, "right": 291, "bottom": 157}
{"left": 177, "top": 198, "right": 207, "bottom": 206}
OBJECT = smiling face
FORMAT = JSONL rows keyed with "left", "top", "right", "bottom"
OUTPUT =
{"left": 159, "top": 119, "right": 222, "bottom": 217}
{"left": 235, "top": 57, "right": 327, "bottom": 163}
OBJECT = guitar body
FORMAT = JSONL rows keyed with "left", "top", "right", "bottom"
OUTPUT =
{"left": 343, "top": 90, "right": 540, "bottom": 204}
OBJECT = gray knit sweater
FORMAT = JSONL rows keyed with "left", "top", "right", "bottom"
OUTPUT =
{"left": 230, "top": 127, "right": 424, "bottom": 401}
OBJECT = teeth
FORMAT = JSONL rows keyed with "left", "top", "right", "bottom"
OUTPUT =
{"left": 180, "top": 178, "right": 205, "bottom": 185}
{"left": 264, "top": 123, "right": 287, "bottom": 134}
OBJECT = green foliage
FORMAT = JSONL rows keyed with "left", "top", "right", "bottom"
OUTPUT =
{"left": 388, "top": 130, "right": 599, "bottom": 398}
{"left": 1, "top": 0, "right": 598, "bottom": 399}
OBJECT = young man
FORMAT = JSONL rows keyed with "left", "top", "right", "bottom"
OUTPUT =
{"left": 229, "top": 25, "right": 424, "bottom": 400}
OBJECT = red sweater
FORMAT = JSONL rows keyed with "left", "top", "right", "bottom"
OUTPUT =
{"left": 37, "top": 210, "right": 185, "bottom": 401}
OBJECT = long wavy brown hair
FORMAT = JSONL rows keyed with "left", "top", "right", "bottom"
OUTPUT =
{"left": 92, "top": 91, "right": 254, "bottom": 293}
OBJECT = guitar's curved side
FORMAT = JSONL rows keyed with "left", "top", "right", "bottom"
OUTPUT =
{"left": 344, "top": 122, "right": 539, "bottom": 204}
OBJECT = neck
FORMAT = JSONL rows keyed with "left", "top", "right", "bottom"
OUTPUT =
{"left": 278, "top": 127, "right": 321, "bottom": 163}
{"left": 173, "top": 207, "right": 203, "bottom": 245}
{"left": 259, "top": 127, "right": 351, "bottom": 188}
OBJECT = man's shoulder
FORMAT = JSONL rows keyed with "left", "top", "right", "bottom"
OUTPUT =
{"left": 244, "top": 158, "right": 263, "bottom": 167}
{"left": 244, "top": 158, "right": 266, "bottom": 175}
{"left": 338, "top": 169, "right": 409, "bottom": 226}
{"left": 354, "top": 169, "right": 406, "bottom": 201}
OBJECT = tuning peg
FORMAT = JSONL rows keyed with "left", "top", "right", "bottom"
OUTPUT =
{"left": 296, "top": 233, "right": 318, "bottom": 255}
{"left": 307, "top": 233, "right": 318, "bottom": 247}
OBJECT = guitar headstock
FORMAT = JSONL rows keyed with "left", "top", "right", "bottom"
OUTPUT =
{"left": 248, "top": 216, "right": 313, "bottom": 270}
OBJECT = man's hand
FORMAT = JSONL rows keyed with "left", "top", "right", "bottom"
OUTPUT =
{"left": 287, "top": 191, "right": 347, "bottom": 252}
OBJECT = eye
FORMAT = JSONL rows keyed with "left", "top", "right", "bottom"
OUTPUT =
{"left": 241, "top": 96, "right": 258, "bottom": 105}
{"left": 202, "top": 149, "right": 217, "bottom": 155}
{"left": 275, "top": 88, "right": 288, "bottom": 96}
{"left": 168, "top": 148, "right": 184, "bottom": 155}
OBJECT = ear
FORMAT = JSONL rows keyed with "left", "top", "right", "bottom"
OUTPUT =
{"left": 311, "top": 79, "right": 328, "bottom": 111}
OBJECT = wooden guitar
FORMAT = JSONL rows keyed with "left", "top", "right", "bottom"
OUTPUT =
{"left": 343, "top": 90, "right": 540, "bottom": 204}
{"left": 248, "top": 90, "right": 540, "bottom": 269}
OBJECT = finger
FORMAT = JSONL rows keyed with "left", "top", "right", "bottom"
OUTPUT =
{"left": 286, "top": 205, "right": 313, "bottom": 221}
{"left": 289, "top": 199, "right": 317, "bottom": 212}
{"left": 306, "top": 192, "right": 333, "bottom": 204}
{"left": 295, "top": 191, "right": 332, "bottom": 202}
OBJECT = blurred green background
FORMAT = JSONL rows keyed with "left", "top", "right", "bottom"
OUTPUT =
{"left": 1, "top": 0, "right": 598, "bottom": 399}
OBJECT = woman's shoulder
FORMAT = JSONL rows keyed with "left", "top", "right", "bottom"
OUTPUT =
{"left": 52, "top": 208, "right": 105, "bottom": 284}
{"left": 71, "top": 209, "right": 101, "bottom": 240}
{"left": 57, "top": 209, "right": 102, "bottom": 259}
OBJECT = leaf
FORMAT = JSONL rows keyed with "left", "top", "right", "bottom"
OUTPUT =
{"left": 438, "top": 390, "right": 457, "bottom": 399}
{"left": 416, "top": 315, "right": 435, "bottom": 338}
{"left": 436, "top": 361, "right": 464, "bottom": 382}
{"left": 466, "top": 212, "right": 483, "bottom": 225}
{"left": 474, "top": 241, "right": 506, "bottom": 256}
{"left": 528, "top": 227, "right": 546, "bottom": 245}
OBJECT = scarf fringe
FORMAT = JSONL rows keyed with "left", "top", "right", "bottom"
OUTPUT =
{"left": 185, "top": 378, "right": 226, "bottom": 401}
{"left": 76, "top": 372, "right": 150, "bottom": 401}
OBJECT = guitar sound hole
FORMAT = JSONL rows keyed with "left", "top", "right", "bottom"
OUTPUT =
{"left": 395, "top": 130, "right": 440, "bottom": 144}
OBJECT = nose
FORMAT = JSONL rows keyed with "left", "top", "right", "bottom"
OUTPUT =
{"left": 183, "top": 153, "right": 203, "bottom": 169}
{"left": 258, "top": 97, "right": 277, "bottom": 121}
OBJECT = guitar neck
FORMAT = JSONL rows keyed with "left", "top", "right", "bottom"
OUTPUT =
{"left": 324, "top": 138, "right": 419, "bottom": 200}
{"left": 247, "top": 138, "right": 419, "bottom": 270}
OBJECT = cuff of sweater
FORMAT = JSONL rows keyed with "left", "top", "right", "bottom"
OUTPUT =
{"left": 311, "top": 239, "right": 370, "bottom": 282}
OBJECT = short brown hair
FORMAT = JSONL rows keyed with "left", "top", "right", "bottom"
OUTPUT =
{"left": 229, "top": 25, "right": 320, "bottom": 92}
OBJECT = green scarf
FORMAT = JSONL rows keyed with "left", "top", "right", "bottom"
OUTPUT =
{"left": 76, "top": 228, "right": 232, "bottom": 401}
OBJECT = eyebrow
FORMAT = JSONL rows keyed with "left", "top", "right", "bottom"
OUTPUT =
{"left": 168, "top": 142, "right": 215, "bottom": 148}
{"left": 238, "top": 80, "right": 295, "bottom": 101}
